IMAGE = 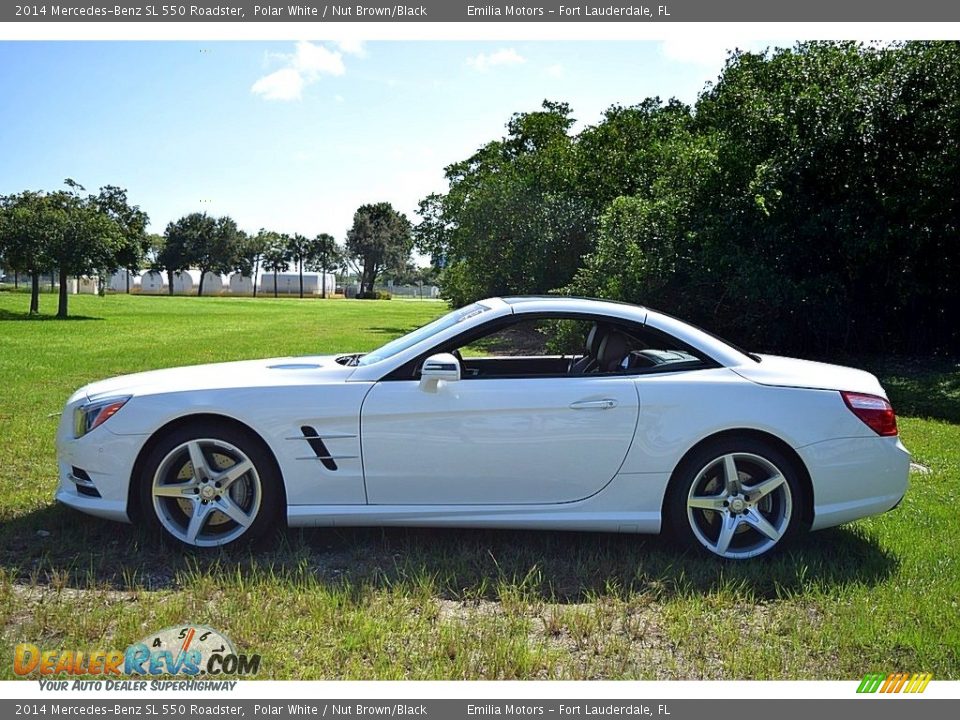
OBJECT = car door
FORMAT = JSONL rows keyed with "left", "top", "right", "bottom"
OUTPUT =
{"left": 360, "top": 374, "right": 640, "bottom": 505}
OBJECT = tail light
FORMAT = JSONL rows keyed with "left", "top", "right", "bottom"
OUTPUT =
{"left": 841, "top": 391, "right": 898, "bottom": 436}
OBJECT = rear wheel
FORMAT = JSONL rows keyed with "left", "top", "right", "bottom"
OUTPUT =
{"left": 138, "top": 422, "right": 282, "bottom": 549}
{"left": 665, "top": 437, "right": 803, "bottom": 559}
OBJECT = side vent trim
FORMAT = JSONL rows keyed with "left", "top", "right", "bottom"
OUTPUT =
{"left": 300, "top": 425, "right": 338, "bottom": 471}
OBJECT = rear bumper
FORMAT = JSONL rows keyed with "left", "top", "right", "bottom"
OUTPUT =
{"left": 800, "top": 435, "right": 910, "bottom": 531}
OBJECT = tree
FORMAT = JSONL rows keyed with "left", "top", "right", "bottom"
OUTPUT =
{"left": 193, "top": 216, "right": 241, "bottom": 296}
{"left": 287, "top": 233, "right": 310, "bottom": 299}
{"left": 236, "top": 229, "right": 277, "bottom": 297}
{"left": 0, "top": 191, "right": 58, "bottom": 315}
{"left": 159, "top": 217, "right": 195, "bottom": 295}
{"left": 94, "top": 185, "right": 149, "bottom": 294}
{"left": 306, "top": 233, "right": 342, "bottom": 298}
{"left": 47, "top": 181, "right": 124, "bottom": 318}
{"left": 414, "top": 101, "right": 589, "bottom": 306}
{"left": 162, "top": 213, "right": 240, "bottom": 296}
{"left": 1, "top": 181, "right": 144, "bottom": 317}
{"left": 346, "top": 202, "right": 413, "bottom": 297}
{"left": 564, "top": 41, "right": 960, "bottom": 354}
{"left": 261, "top": 233, "right": 291, "bottom": 298}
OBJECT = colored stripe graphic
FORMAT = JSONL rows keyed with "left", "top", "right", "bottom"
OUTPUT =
{"left": 906, "top": 673, "right": 933, "bottom": 693}
{"left": 857, "top": 672, "right": 932, "bottom": 693}
{"left": 857, "top": 673, "right": 886, "bottom": 693}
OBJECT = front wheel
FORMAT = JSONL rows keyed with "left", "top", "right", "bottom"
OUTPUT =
{"left": 138, "top": 422, "right": 282, "bottom": 549}
{"left": 665, "top": 438, "right": 804, "bottom": 559}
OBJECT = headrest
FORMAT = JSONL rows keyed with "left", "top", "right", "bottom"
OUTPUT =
{"left": 585, "top": 323, "right": 608, "bottom": 355}
{"left": 597, "top": 332, "right": 629, "bottom": 372}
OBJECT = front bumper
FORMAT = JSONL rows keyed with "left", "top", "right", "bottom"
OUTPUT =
{"left": 55, "top": 401, "right": 147, "bottom": 524}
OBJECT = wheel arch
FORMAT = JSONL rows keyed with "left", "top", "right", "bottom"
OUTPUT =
{"left": 662, "top": 428, "right": 814, "bottom": 529}
{"left": 127, "top": 413, "right": 287, "bottom": 523}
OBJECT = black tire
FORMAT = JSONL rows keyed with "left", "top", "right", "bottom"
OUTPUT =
{"left": 663, "top": 436, "right": 805, "bottom": 560}
{"left": 137, "top": 420, "right": 283, "bottom": 549}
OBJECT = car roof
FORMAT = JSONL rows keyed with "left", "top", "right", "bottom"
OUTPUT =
{"left": 500, "top": 295, "right": 649, "bottom": 321}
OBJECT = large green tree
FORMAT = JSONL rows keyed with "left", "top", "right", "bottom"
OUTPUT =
{"left": 94, "top": 185, "right": 150, "bottom": 293}
{"left": 162, "top": 213, "right": 240, "bottom": 296}
{"left": 416, "top": 101, "right": 587, "bottom": 306}
{"left": 0, "top": 191, "right": 60, "bottom": 314}
{"left": 346, "top": 202, "right": 413, "bottom": 297}
{"left": 158, "top": 216, "right": 198, "bottom": 295}
{"left": 48, "top": 182, "right": 124, "bottom": 317}
{"left": 426, "top": 42, "right": 960, "bottom": 355}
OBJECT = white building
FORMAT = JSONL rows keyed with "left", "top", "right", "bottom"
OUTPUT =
{"left": 259, "top": 272, "right": 337, "bottom": 296}
{"left": 140, "top": 270, "right": 166, "bottom": 294}
{"left": 108, "top": 270, "right": 140, "bottom": 293}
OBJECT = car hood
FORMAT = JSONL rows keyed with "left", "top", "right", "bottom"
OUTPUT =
{"left": 81, "top": 355, "right": 356, "bottom": 401}
{"left": 731, "top": 354, "right": 887, "bottom": 397}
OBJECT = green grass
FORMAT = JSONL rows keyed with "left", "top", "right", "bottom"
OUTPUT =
{"left": 1, "top": 292, "right": 958, "bottom": 679}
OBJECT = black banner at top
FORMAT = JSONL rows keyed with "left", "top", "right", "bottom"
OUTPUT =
{"left": 5, "top": 0, "right": 960, "bottom": 23}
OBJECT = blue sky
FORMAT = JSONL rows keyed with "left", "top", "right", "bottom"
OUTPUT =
{"left": 0, "top": 40, "right": 787, "bottom": 248}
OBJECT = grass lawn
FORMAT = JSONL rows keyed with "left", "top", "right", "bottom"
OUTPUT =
{"left": 0, "top": 291, "right": 958, "bottom": 680}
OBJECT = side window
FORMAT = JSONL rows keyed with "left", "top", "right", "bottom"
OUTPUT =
{"left": 449, "top": 316, "right": 708, "bottom": 379}
{"left": 459, "top": 318, "right": 592, "bottom": 358}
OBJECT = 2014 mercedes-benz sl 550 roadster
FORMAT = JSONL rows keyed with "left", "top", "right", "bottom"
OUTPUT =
{"left": 56, "top": 296, "right": 910, "bottom": 559}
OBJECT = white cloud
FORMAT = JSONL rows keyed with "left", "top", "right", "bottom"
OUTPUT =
{"left": 336, "top": 39, "right": 366, "bottom": 57}
{"left": 659, "top": 38, "right": 787, "bottom": 70}
{"left": 546, "top": 63, "right": 564, "bottom": 78}
{"left": 466, "top": 48, "right": 526, "bottom": 72}
{"left": 293, "top": 41, "right": 345, "bottom": 76}
{"left": 250, "top": 68, "right": 304, "bottom": 101}
{"left": 251, "top": 41, "right": 346, "bottom": 102}
{"left": 660, "top": 38, "right": 742, "bottom": 69}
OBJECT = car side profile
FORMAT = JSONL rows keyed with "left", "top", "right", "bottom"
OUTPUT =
{"left": 55, "top": 296, "right": 910, "bottom": 559}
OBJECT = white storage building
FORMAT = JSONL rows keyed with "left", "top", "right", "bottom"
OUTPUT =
{"left": 140, "top": 271, "right": 167, "bottom": 294}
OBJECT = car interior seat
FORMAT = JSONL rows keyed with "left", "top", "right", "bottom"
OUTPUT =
{"left": 569, "top": 323, "right": 608, "bottom": 374}
{"left": 596, "top": 331, "right": 630, "bottom": 373}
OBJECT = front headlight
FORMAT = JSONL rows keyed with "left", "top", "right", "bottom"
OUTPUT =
{"left": 73, "top": 396, "right": 131, "bottom": 438}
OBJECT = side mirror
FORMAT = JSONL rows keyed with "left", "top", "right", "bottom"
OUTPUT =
{"left": 420, "top": 353, "right": 460, "bottom": 390}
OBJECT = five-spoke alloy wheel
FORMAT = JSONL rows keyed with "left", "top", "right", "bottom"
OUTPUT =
{"left": 666, "top": 438, "right": 803, "bottom": 559}
{"left": 138, "top": 422, "right": 281, "bottom": 549}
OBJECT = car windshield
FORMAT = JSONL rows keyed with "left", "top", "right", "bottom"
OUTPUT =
{"left": 355, "top": 302, "right": 493, "bottom": 366}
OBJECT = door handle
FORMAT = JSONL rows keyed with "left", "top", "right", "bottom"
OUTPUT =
{"left": 569, "top": 399, "right": 618, "bottom": 410}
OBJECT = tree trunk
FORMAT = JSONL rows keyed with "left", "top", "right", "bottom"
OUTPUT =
{"left": 50, "top": 272, "right": 55, "bottom": 291}
{"left": 57, "top": 267, "right": 69, "bottom": 318}
{"left": 321, "top": 257, "right": 327, "bottom": 299}
{"left": 362, "top": 266, "right": 377, "bottom": 297}
{"left": 14, "top": 273, "right": 18, "bottom": 289}
{"left": 29, "top": 272, "right": 39, "bottom": 314}
{"left": 126, "top": 271, "right": 130, "bottom": 293}
{"left": 299, "top": 260, "right": 304, "bottom": 299}
{"left": 273, "top": 270, "right": 278, "bottom": 298}
{"left": 253, "top": 258, "right": 260, "bottom": 297}
{"left": 167, "top": 270, "right": 174, "bottom": 295}
{"left": 197, "top": 270, "right": 206, "bottom": 297}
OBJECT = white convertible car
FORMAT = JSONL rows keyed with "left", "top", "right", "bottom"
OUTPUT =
{"left": 56, "top": 296, "right": 910, "bottom": 559}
